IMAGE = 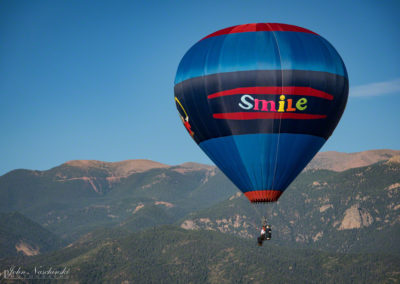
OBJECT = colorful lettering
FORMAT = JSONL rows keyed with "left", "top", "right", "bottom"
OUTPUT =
{"left": 238, "top": 94, "right": 308, "bottom": 113}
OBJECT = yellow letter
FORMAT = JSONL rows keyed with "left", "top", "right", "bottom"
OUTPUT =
{"left": 278, "top": 95, "right": 285, "bottom": 112}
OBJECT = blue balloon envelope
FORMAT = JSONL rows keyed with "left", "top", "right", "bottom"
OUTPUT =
{"left": 174, "top": 23, "right": 348, "bottom": 203}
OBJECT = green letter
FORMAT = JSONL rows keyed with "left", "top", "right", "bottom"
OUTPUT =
{"left": 296, "top": 98, "right": 307, "bottom": 111}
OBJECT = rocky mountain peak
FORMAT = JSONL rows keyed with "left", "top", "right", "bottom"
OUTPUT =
{"left": 386, "top": 155, "right": 400, "bottom": 165}
{"left": 306, "top": 149, "right": 400, "bottom": 171}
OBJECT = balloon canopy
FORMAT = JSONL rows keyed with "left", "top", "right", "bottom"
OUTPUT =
{"left": 174, "top": 23, "right": 348, "bottom": 203}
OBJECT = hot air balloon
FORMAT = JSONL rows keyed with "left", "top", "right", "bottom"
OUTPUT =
{"left": 174, "top": 23, "right": 348, "bottom": 233}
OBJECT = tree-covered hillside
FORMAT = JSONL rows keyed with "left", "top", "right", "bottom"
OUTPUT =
{"left": 180, "top": 160, "right": 400, "bottom": 255}
{"left": 0, "top": 163, "right": 236, "bottom": 241}
{"left": 0, "top": 212, "right": 63, "bottom": 258}
{"left": 1, "top": 226, "right": 398, "bottom": 283}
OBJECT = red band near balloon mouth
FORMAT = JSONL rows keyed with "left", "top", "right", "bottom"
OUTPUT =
{"left": 208, "top": 86, "right": 334, "bottom": 101}
{"left": 244, "top": 190, "right": 283, "bottom": 203}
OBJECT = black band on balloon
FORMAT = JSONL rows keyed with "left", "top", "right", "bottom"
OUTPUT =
{"left": 174, "top": 70, "right": 348, "bottom": 144}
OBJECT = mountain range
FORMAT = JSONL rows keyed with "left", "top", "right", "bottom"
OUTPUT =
{"left": 0, "top": 150, "right": 399, "bottom": 282}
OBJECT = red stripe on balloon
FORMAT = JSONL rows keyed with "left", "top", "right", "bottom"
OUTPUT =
{"left": 213, "top": 113, "right": 327, "bottom": 120}
{"left": 207, "top": 86, "right": 333, "bottom": 101}
{"left": 201, "top": 23, "right": 318, "bottom": 41}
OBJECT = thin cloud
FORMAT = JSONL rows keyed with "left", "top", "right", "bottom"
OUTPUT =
{"left": 351, "top": 78, "right": 400, "bottom": 97}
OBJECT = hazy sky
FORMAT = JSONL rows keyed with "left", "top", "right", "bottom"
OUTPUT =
{"left": 1, "top": 0, "right": 399, "bottom": 174}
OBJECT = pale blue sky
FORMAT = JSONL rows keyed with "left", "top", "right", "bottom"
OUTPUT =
{"left": 1, "top": 0, "right": 399, "bottom": 174}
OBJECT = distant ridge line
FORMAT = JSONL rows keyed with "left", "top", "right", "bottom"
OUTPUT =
{"left": 2, "top": 149, "right": 399, "bottom": 176}
{"left": 305, "top": 149, "right": 400, "bottom": 172}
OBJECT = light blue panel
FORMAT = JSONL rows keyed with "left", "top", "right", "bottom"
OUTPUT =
{"left": 199, "top": 133, "right": 326, "bottom": 193}
{"left": 175, "top": 31, "right": 346, "bottom": 84}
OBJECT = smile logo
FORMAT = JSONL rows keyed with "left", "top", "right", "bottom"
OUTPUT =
{"left": 208, "top": 86, "right": 333, "bottom": 120}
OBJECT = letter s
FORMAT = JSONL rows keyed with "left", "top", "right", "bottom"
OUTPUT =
{"left": 238, "top": 95, "right": 254, "bottom": 110}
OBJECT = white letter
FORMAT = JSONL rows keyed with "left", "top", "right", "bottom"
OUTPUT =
{"left": 238, "top": 95, "right": 254, "bottom": 110}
